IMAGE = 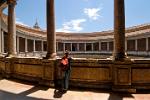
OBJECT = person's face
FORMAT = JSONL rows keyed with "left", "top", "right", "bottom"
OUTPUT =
{"left": 65, "top": 53, "right": 68, "bottom": 57}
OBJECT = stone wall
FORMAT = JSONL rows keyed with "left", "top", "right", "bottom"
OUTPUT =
{"left": 0, "top": 56, "right": 150, "bottom": 91}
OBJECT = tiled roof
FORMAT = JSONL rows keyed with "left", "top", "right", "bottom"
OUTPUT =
{"left": 1, "top": 13, "right": 150, "bottom": 41}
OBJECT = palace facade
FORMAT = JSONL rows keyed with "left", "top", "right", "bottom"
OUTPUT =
{"left": 0, "top": 13, "right": 150, "bottom": 57}
{"left": 1, "top": 0, "right": 150, "bottom": 92}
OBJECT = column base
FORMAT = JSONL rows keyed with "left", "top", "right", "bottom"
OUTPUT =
{"left": 112, "top": 87, "right": 136, "bottom": 93}
{"left": 44, "top": 52, "right": 56, "bottom": 59}
{"left": 5, "top": 53, "right": 17, "bottom": 58}
{"left": 112, "top": 52, "right": 128, "bottom": 61}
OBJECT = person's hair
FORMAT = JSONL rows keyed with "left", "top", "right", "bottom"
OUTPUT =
{"left": 65, "top": 50, "right": 69, "bottom": 54}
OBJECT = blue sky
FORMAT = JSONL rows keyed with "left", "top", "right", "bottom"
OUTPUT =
{"left": 4, "top": 0, "right": 150, "bottom": 32}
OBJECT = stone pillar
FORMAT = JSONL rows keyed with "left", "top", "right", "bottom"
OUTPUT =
{"left": 91, "top": 43, "right": 94, "bottom": 51}
{"left": 25, "top": 38, "right": 28, "bottom": 52}
{"left": 135, "top": 39, "right": 137, "bottom": 51}
{"left": 63, "top": 43, "right": 65, "bottom": 52}
{"left": 99, "top": 41, "right": 101, "bottom": 51}
{"left": 46, "top": 0, "right": 56, "bottom": 59}
{"left": 125, "top": 40, "right": 127, "bottom": 51}
{"left": 41, "top": 40, "right": 44, "bottom": 52}
{"left": 1, "top": 30, "right": 4, "bottom": 53}
{"left": 33, "top": 39, "right": 35, "bottom": 56}
{"left": 7, "top": 0, "right": 17, "bottom": 57}
{"left": 16, "top": 36, "right": 19, "bottom": 54}
{"left": 113, "top": 0, "right": 126, "bottom": 60}
{"left": 146, "top": 38, "right": 149, "bottom": 51}
{"left": 0, "top": 30, "right": 1, "bottom": 54}
{"left": 0, "top": 18, "right": 1, "bottom": 54}
{"left": 71, "top": 43, "right": 72, "bottom": 51}
{"left": 77, "top": 43, "right": 79, "bottom": 51}
{"left": 107, "top": 42, "right": 109, "bottom": 51}
{"left": 84, "top": 43, "right": 86, "bottom": 51}
{"left": 33, "top": 40, "right": 35, "bottom": 52}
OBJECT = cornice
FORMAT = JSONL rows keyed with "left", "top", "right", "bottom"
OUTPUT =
{"left": 1, "top": 12, "right": 150, "bottom": 41}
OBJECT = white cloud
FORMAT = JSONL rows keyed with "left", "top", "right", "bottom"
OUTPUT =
{"left": 84, "top": 8, "right": 102, "bottom": 20}
{"left": 56, "top": 19, "right": 86, "bottom": 32}
{"left": 16, "top": 18, "right": 29, "bottom": 26}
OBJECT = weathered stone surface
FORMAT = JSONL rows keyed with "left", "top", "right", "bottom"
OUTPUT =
{"left": 0, "top": 57, "right": 150, "bottom": 92}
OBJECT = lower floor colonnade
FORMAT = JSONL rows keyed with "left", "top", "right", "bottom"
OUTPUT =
{"left": 1, "top": 28, "right": 150, "bottom": 57}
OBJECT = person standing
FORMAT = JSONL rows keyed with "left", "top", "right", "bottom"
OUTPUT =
{"left": 60, "top": 50, "right": 72, "bottom": 92}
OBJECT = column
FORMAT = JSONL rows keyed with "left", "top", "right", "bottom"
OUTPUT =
{"left": 77, "top": 43, "right": 79, "bottom": 51}
{"left": 25, "top": 38, "right": 28, "bottom": 52}
{"left": 1, "top": 31, "right": 4, "bottom": 53}
{"left": 7, "top": 0, "right": 17, "bottom": 57}
{"left": 33, "top": 39, "right": 35, "bottom": 56}
{"left": 125, "top": 40, "right": 127, "bottom": 51}
{"left": 33, "top": 40, "right": 35, "bottom": 52}
{"left": 99, "top": 41, "right": 101, "bottom": 51}
{"left": 46, "top": 0, "right": 56, "bottom": 59}
{"left": 146, "top": 38, "right": 148, "bottom": 51}
{"left": 0, "top": 29, "right": 1, "bottom": 54}
{"left": 63, "top": 43, "right": 65, "bottom": 52}
{"left": 135, "top": 39, "right": 137, "bottom": 51}
{"left": 71, "top": 43, "right": 72, "bottom": 51}
{"left": 0, "top": 18, "right": 1, "bottom": 54}
{"left": 41, "top": 40, "right": 44, "bottom": 52}
{"left": 84, "top": 43, "right": 86, "bottom": 52}
{"left": 16, "top": 36, "right": 19, "bottom": 54}
{"left": 92, "top": 43, "right": 94, "bottom": 51}
{"left": 107, "top": 42, "right": 109, "bottom": 51}
{"left": 113, "top": 0, "right": 126, "bottom": 60}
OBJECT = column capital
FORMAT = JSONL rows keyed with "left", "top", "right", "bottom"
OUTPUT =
{"left": 7, "top": 0, "right": 17, "bottom": 5}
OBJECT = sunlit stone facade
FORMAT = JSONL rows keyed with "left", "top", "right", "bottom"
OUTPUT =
{"left": 0, "top": 13, "right": 150, "bottom": 57}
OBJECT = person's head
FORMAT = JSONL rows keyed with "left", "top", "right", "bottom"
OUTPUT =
{"left": 64, "top": 50, "right": 69, "bottom": 57}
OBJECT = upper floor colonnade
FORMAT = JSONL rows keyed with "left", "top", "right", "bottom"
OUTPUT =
{"left": 0, "top": 0, "right": 141, "bottom": 60}
{"left": 0, "top": 0, "right": 56, "bottom": 59}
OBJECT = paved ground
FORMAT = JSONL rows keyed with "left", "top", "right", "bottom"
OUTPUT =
{"left": 0, "top": 78, "right": 150, "bottom": 100}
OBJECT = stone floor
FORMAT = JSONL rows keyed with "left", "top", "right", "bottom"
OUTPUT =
{"left": 0, "top": 78, "right": 150, "bottom": 100}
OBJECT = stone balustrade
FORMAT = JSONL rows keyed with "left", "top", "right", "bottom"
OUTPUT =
{"left": 0, "top": 56, "right": 150, "bottom": 92}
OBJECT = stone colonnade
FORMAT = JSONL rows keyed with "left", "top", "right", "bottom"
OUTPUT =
{"left": 6, "top": 0, "right": 126, "bottom": 59}
{"left": 2, "top": 0, "right": 56, "bottom": 58}
{"left": 2, "top": 0, "right": 149, "bottom": 59}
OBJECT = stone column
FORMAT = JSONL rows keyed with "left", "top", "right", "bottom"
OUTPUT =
{"left": 113, "top": 0, "right": 126, "bottom": 60}
{"left": 25, "top": 38, "right": 28, "bottom": 53}
{"left": 91, "top": 43, "right": 94, "bottom": 51}
{"left": 107, "top": 42, "right": 109, "bottom": 51}
{"left": 16, "top": 36, "right": 19, "bottom": 54}
{"left": 135, "top": 39, "right": 137, "bottom": 51}
{"left": 99, "top": 41, "right": 101, "bottom": 51}
{"left": 71, "top": 43, "right": 72, "bottom": 51}
{"left": 77, "top": 43, "right": 79, "bottom": 51}
{"left": 33, "top": 39, "right": 35, "bottom": 56}
{"left": 0, "top": 18, "right": 1, "bottom": 54}
{"left": 41, "top": 40, "right": 44, "bottom": 52}
{"left": 7, "top": 0, "right": 17, "bottom": 57}
{"left": 63, "top": 43, "right": 65, "bottom": 52}
{"left": 46, "top": 0, "right": 56, "bottom": 59}
{"left": 146, "top": 38, "right": 149, "bottom": 51}
{"left": 84, "top": 43, "right": 86, "bottom": 51}
{"left": 1, "top": 30, "right": 4, "bottom": 53}
{"left": 33, "top": 40, "right": 35, "bottom": 52}
{"left": 125, "top": 40, "right": 127, "bottom": 51}
{"left": 0, "top": 30, "right": 1, "bottom": 54}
